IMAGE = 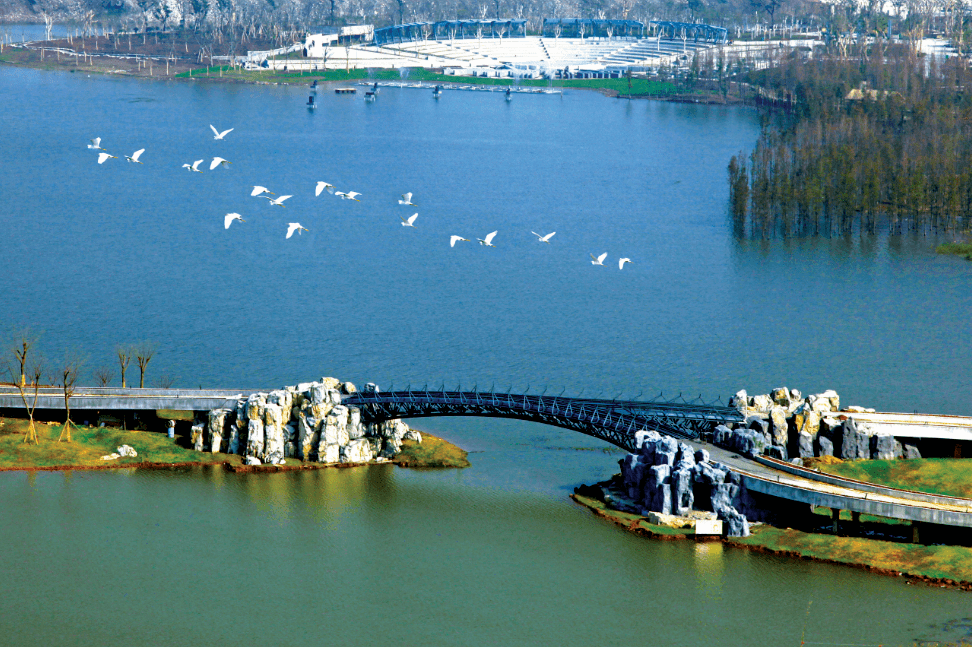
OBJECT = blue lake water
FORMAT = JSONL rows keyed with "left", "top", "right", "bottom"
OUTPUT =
{"left": 2, "top": 65, "right": 972, "bottom": 645}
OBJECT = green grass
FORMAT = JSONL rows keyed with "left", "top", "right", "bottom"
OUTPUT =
{"left": 175, "top": 65, "right": 679, "bottom": 96}
{"left": 0, "top": 417, "right": 235, "bottom": 469}
{"left": 816, "top": 458, "right": 972, "bottom": 499}
{"left": 936, "top": 242, "right": 972, "bottom": 260}
{"left": 734, "top": 524, "right": 972, "bottom": 583}
{"left": 393, "top": 433, "right": 470, "bottom": 468}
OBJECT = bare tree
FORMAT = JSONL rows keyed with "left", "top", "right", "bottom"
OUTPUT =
{"left": 94, "top": 366, "right": 114, "bottom": 387}
{"left": 116, "top": 345, "right": 134, "bottom": 388}
{"left": 6, "top": 332, "right": 44, "bottom": 444}
{"left": 155, "top": 374, "right": 176, "bottom": 389}
{"left": 135, "top": 342, "right": 157, "bottom": 388}
{"left": 57, "top": 356, "right": 84, "bottom": 442}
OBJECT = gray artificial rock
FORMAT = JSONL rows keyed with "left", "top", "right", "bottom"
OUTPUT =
{"left": 765, "top": 444, "right": 787, "bottom": 460}
{"left": 713, "top": 425, "right": 733, "bottom": 448}
{"left": 654, "top": 450, "right": 676, "bottom": 467}
{"left": 839, "top": 419, "right": 860, "bottom": 460}
{"left": 894, "top": 440, "right": 904, "bottom": 460}
{"left": 770, "top": 387, "right": 791, "bottom": 407}
{"left": 904, "top": 443, "right": 921, "bottom": 459}
{"left": 817, "top": 436, "right": 833, "bottom": 457}
{"left": 746, "top": 415, "right": 769, "bottom": 436}
{"left": 363, "top": 382, "right": 380, "bottom": 393}
{"left": 245, "top": 456, "right": 262, "bottom": 466}
{"left": 798, "top": 431, "right": 814, "bottom": 458}
{"left": 341, "top": 381, "right": 357, "bottom": 394}
{"left": 717, "top": 505, "right": 750, "bottom": 537}
{"left": 709, "top": 483, "right": 739, "bottom": 513}
{"left": 671, "top": 468, "right": 694, "bottom": 515}
{"left": 855, "top": 428, "right": 870, "bottom": 459}
{"left": 871, "top": 434, "right": 895, "bottom": 460}
{"left": 621, "top": 454, "right": 646, "bottom": 498}
{"left": 694, "top": 448, "right": 710, "bottom": 464}
{"left": 646, "top": 464, "right": 672, "bottom": 514}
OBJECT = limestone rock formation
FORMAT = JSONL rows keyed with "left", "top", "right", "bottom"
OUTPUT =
{"left": 201, "top": 377, "right": 419, "bottom": 466}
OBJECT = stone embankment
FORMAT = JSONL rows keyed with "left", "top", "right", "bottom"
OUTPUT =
{"left": 189, "top": 378, "right": 419, "bottom": 466}
{"left": 721, "top": 387, "right": 920, "bottom": 462}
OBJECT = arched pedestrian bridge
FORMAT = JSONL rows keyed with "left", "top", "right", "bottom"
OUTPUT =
{"left": 341, "top": 388, "right": 743, "bottom": 451}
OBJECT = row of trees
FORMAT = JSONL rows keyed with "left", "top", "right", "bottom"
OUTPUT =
{"left": 3, "top": 331, "right": 168, "bottom": 444}
{"left": 728, "top": 41, "right": 972, "bottom": 238}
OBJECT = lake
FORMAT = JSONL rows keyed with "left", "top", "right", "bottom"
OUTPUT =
{"left": 2, "top": 64, "right": 972, "bottom": 645}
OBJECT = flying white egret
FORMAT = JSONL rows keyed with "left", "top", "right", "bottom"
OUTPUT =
{"left": 619, "top": 257, "right": 632, "bottom": 270}
{"left": 401, "top": 213, "right": 418, "bottom": 228}
{"left": 531, "top": 231, "right": 556, "bottom": 243}
{"left": 210, "top": 157, "right": 231, "bottom": 170}
{"left": 336, "top": 191, "right": 361, "bottom": 201}
{"left": 315, "top": 181, "right": 334, "bottom": 196}
{"left": 210, "top": 125, "right": 234, "bottom": 140}
{"left": 590, "top": 252, "right": 608, "bottom": 266}
{"left": 97, "top": 152, "right": 117, "bottom": 164}
{"left": 251, "top": 186, "right": 274, "bottom": 197}
{"left": 265, "top": 195, "right": 292, "bottom": 207}
{"left": 449, "top": 236, "right": 468, "bottom": 247}
{"left": 125, "top": 149, "right": 145, "bottom": 164}
{"left": 478, "top": 231, "right": 498, "bottom": 247}
{"left": 183, "top": 160, "right": 204, "bottom": 173}
{"left": 87, "top": 137, "right": 106, "bottom": 151}
{"left": 224, "top": 213, "right": 245, "bottom": 229}
{"left": 398, "top": 192, "right": 416, "bottom": 206}
{"left": 286, "top": 223, "right": 308, "bottom": 238}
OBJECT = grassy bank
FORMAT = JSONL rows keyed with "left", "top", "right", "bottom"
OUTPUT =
{"left": 0, "top": 418, "right": 231, "bottom": 469}
{"left": 176, "top": 65, "right": 680, "bottom": 97}
{"left": 813, "top": 458, "right": 972, "bottom": 499}
{"left": 0, "top": 417, "right": 468, "bottom": 470}
{"left": 572, "top": 484, "right": 972, "bottom": 588}
{"left": 393, "top": 433, "right": 470, "bottom": 468}
{"left": 731, "top": 524, "right": 972, "bottom": 587}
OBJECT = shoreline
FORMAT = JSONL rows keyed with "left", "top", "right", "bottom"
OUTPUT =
{"left": 570, "top": 492, "right": 972, "bottom": 592}
{"left": 0, "top": 40, "right": 737, "bottom": 104}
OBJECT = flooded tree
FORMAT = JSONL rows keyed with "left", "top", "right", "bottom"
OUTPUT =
{"left": 57, "top": 356, "right": 84, "bottom": 443}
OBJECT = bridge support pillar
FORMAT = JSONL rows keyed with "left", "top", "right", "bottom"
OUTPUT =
{"left": 831, "top": 508, "right": 840, "bottom": 534}
{"left": 851, "top": 511, "right": 860, "bottom": 531}
{"left": 912, "top": 521, "right": 921, "bottom": 544}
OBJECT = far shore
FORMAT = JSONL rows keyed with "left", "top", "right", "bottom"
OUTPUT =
{"left": 0, "top": 33, "right": 736, "bottom": 104}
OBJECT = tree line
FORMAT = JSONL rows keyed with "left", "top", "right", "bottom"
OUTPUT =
{"left": 3, "top": 330, "right": 168, "bottom": 444}
{"left": 728, "top": 41, "right": 972, "bottom": 238}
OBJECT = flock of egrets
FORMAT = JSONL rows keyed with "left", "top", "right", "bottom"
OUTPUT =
{"left": 87, "top": 123, "right": 632, "bottom": 268}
